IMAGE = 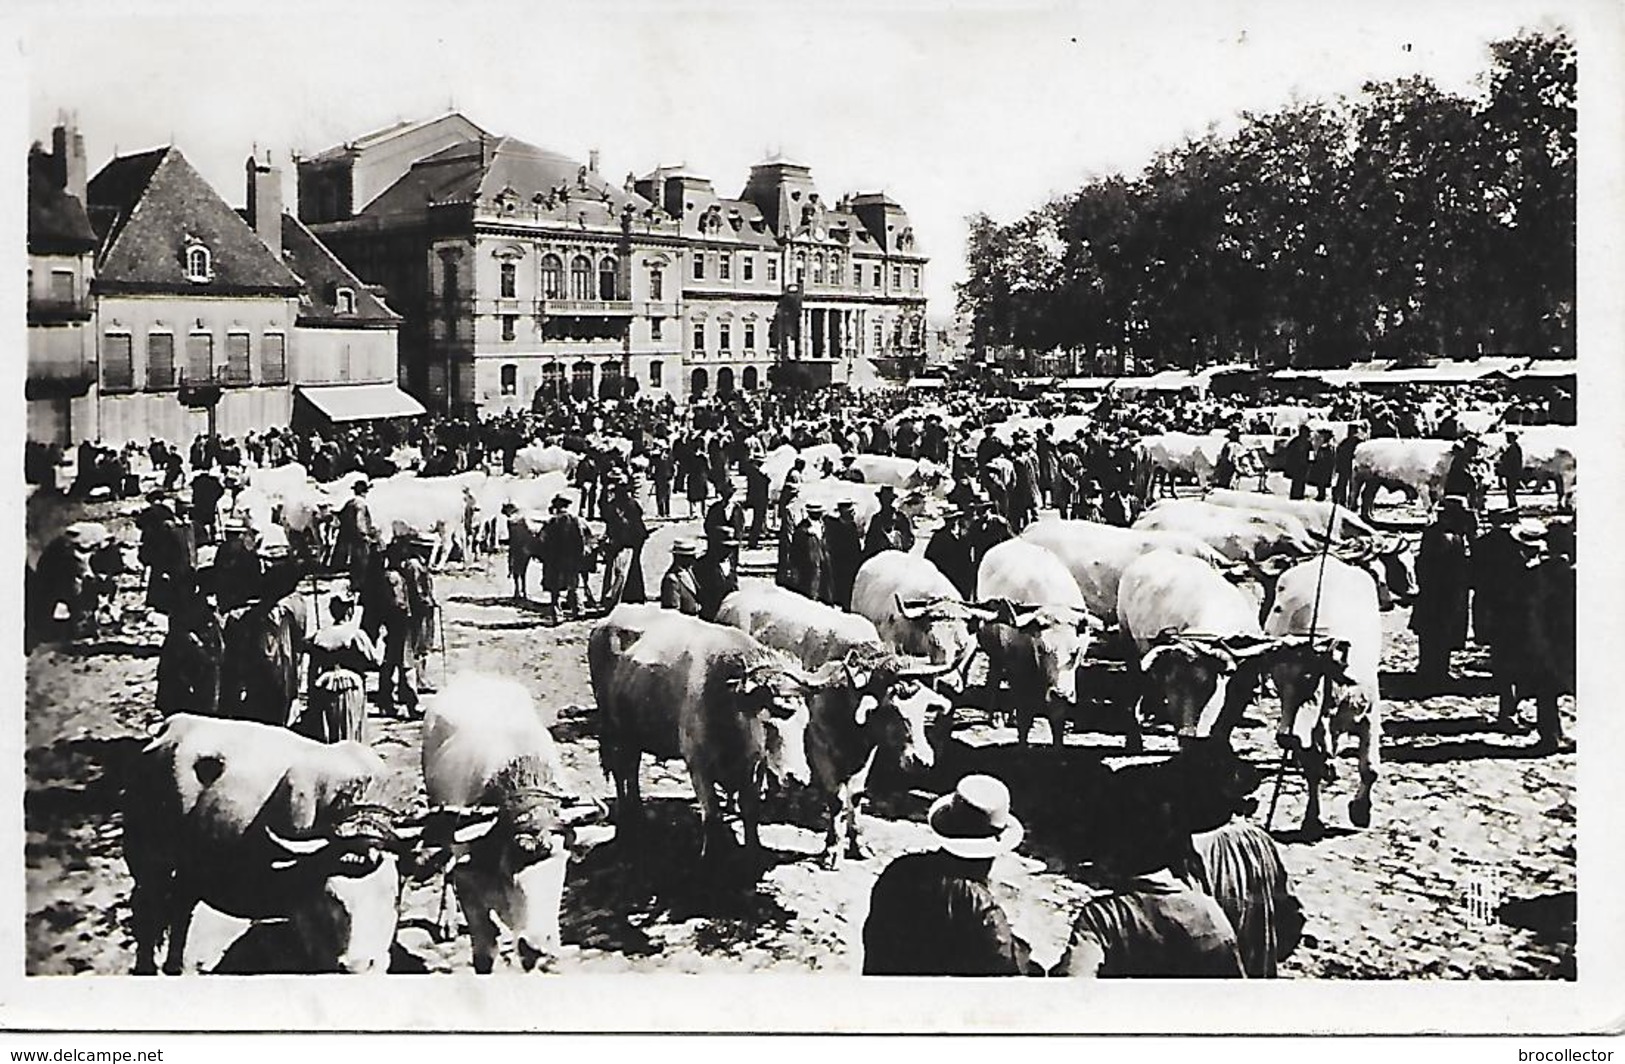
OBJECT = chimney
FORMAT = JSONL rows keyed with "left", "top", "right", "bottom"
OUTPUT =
{"left": 588, "top": 148, "right": 600, "bottom": 174}
{"left": 52, "top": 112, "right": 87, "bottom": 204}
{"left": 246, "top": 150, "right": 282, "bottom": 257}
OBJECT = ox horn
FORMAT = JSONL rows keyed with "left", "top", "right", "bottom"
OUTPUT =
{"left": 265, "top": 826, "right": 330, "bottom": 858}
{"left": 894, "top": 594, "right": 928, "bottom": 620}
{"left": 891, "top": 650, "right": 960, "bottom": 680}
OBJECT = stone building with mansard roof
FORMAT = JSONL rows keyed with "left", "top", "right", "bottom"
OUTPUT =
{"left": 300, "top": 114, "right": 929, "bottom": 410}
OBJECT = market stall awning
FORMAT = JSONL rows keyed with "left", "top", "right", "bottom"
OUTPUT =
{"left": 296, "top": 383, "right": 425, "bottom": 422}
{"left": 906, "top": 377, "right": 948, "bottom": 390}
{"left": 1507, "top": 359, "right": 1577, "bottom": 380}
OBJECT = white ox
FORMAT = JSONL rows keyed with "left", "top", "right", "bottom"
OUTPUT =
{"left": 1135, "top": 432, "right": 1230, "bottom": 498}
{"left": 1134, "top": 499, "right": 1321, "bottom": 562}
{"left": 851, "top": 551, "right": 991, "bottom": 680}
{"left": 420, "top": 673, "right": 603, "bottom": 973}
{"left": 1264, "top": 557, "right": 1382, "bottom": 833}
{"left": 974, "top": 539, "right": 1103, "bottom": 748}
{"left": 366, "top": 475, "right": 474, "bottom": 567}
{"left": 765, "top": 443, "right": 845, "bottom": 495}
{"left": 715, "top": 583, "right": 956, "bottom": 865}
{"left": 847, "top": 455, "right": 953, "bottom": 497}
{"left": 122, "top": 715, "right": 403, "bottom": 975}
{"left": 1203, "top": 488, "right": 1376, "bottom": 540}
{"left": 1501, "top": 426, "right": 1577, "bottom": 507}
{"left": 514, "top": 443, "right": 579, "bottom": 477}
{"left": 1020, "top": 518, "right": 1229, "bottom": 620}
{"left": 1348, "top": 438, "right": 1489, "bottom": 515}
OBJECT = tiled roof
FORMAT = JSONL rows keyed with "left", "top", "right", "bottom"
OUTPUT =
{"left": 88, "top": 147, "right": 303, "bottom": 295}
{"left": 362, "top": 135, "right": 657, "bottom": 231}
{"left": 233, "top": 209, "right": 401, "bottom": 326}
{"left": 27, "top": 149, "right": 96, "bottom": 254}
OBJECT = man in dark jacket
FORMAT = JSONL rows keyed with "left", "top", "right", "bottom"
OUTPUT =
{"left": 780, "top": 501, "right": 833, "bottom": 604}
{"left": 660, "top": 538, "right": 703, "bottom": 615}
{"left": 538, "top": 494, "right": 591, "bottom": 621}
{"left": 190, "top": 469, "right": 225, "bottom": 547}
{"left": 693, "top": 532, "right": 740, "bottom": 622}
{"left": 1471, "top": 510, "right": 1536, "bottom": 731}
{"left": 1307, "top": 429, "right": 1336, "bottom": 502}
{"left": 862, "top": 774, "right": 1032, "bottom": 976}
{"left": 925, "top": 507, "right": 977, "bottom": 599}
{"left": 742, "top": 440, "right": 770, "bottom": 548}
{"left": 704, "top": 480, "right": 746, "bottom": 566}
{"left": 154, "top": 575, "right": 223, "bottom": 718}
{"left": 1332, "top": 425, "right": 1361, "bottom": 507}
{"left": 863, "top": 486, "right": 915, "bottom": 559}
{"left": 1411, "top": 495, "right": 1475, "bottom": 686}
{"left": 1283, "top": 425, "right": 1312, "bottom": 501}
{"left": 824, "top": 500, "right": 864, "bottom": 609}
{"left": 1496, "top": 431, "right": 1524, "bottom": 510}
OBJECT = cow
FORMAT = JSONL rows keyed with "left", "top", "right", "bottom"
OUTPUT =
{"left": 1263, "top": 557, "right": 1381, "bottom": 834}
{"left": 1202, "top": 488, "right": 1377, "bottom": 540}
{"left": 1116, "top": 550, "right": 1347, "bottom": 755}
{"left": 847, "top": 454, "right": 954, "bottom": 497}
{"left": 765, "top": 442, "right": 845, "bottom": 495}
{"left": 419, "top": 673, "right": 604, "bottom": 973}
{"left": 514, "top": 443, "right": 579, "bottom": 477}
{"left": 588, "top": 604, "right": 818, "bottom": 859}
{"left": 1134, "top": 498, "right": 1321, "bottom": 562}
{"left": 122, "top": 714, "right": 406, "bottom": 975}
{"left": 715, "top": 583, "right": 958, "bottom": 865}
{"left": 1019, "top": 518, "right": 1228, "bottom": 621}
{"left": 973, "top": 539, "right": 1103, "bottom": 748}
{"left": 1348, "top": 438, "right": 1457, "bottom": 516}
{"left": 366, "top": 476, "right": 474, "bottom": 569}
{"left": 1498, "top": 426, "right": 1577, "bottom": 509}
{"left": 1134, "top": 432, "right": 1229, "bottom": 501}
{"left": 850, "top": 551, "right": 993, "bottom": 674}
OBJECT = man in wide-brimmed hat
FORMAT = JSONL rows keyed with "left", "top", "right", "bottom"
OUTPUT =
{"left": 538, "top": 493, "right": 591, "bottom": 622}
{"left": 694, "top": 531, "right": 740, "bottom": 622}
{"left": 780, "top": 499, "right": 832, "bottom": 604}
{"left": 863, "top": 484, "right": 915, "bottom": 559}
{"left": 824, "top": 498, "right": 864, "bottom": 609}
{"left": 924, "top": 503, "right": 976, "bottom": 599}
{"left": 334, "top": 478, "right": 376, "bottom": 586}
{"left": 862, "top": 775, "right": 1033, "bottom": 976}
{"left": 1411, "top": 494, "right": 1475, "bottom": 687}
{"left": 659, "top": 537, "right": 703, "bottom": 616}
{"left": 1055, "top": 763, "right": 1244, "bottom": 978}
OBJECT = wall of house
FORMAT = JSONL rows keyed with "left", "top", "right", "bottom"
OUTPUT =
{"left": 293, "top": 325, "right": 399, "bottom": 385}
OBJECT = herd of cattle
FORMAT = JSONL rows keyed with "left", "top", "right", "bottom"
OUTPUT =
{"left": 111, "top": 489, "right": 1457, "bottom": 974}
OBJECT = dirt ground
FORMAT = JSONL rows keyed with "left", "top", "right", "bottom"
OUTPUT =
{"left": 23, "top": 488, "right": 1575, "bottom": 979}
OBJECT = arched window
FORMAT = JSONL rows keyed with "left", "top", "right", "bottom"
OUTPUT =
{"left": 499, "top": 262, "right": 517, "bottom": 299}
{"left": 570, "top": 255, "right": 592, "bottom": 300}
{"left": 540, "top": 254, "right": 563, "bottom": 299}
{"left": 500, "top": 363, "right": 518, "bottom": 396}
{"left": 812, "top": 254, "right": 824, "bottom": 285}
{"left": 690, "top": 367, "right": 709, "bottom": 397}
{"left": 598, "top": 360, "right": 622, "bottom": 399}
{"left": 717, "top": 366, "right": 735, "bottom": 396}
{"left": 598, "top": 257, "right": 618, "bottom": 301}
{"left": 742, "top": 365, "right": 759, "bottom": 391}
{"left": 538, "top": 362, "right": 565, "bottom": 403}
{"left": 184, "top": 244, "right": 212, "bottom": 283}
{"left": 649, "top": 266, "right": 664, "bottom": 302}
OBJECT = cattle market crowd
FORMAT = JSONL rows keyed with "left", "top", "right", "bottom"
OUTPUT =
{"left": 24, "top": 373, "right": 1577, "bottom": 978}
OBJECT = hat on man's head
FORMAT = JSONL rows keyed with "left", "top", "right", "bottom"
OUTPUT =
{"left": 1486, "top": 507, "right": 1519, "bottom": 526}
{"left": 877, "top": 485, "right": 897, "bottom": 501}
{"left": 707, "top": 530, "right": 740, "bottom": 549}
{"left": 671, "top": 538, "right": 703, "bottom": 559}
{"left": 354, "top": 479, "right": 371, "bottom": 494}
{"left": 804, "top": 500, "right": 826, "bottom": 517}
{"left": 550, "top": 494, "right": 573, "bottom": 512}
{"left": 1440, "top": 495, "right": 1469, "bottom": 514}
{"left": 927, "top": 774, "right": 1024, "bottom": 859}
{"left": 836, "top": 499, "right": 857, "bottom": 512}
{"left": 1510, "top": 517, "right": 1548, "bottom": 545}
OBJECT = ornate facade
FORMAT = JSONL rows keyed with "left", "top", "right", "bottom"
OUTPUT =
{"left": 300, "top": 115, "right": 929, "bottom": 411}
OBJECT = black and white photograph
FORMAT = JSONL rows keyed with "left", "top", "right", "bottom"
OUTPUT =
{"left": 9, "top": 0, "right": 1623, "bottom": 1036}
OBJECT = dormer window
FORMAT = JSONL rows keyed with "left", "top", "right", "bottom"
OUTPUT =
{"left": 335, "top": 287, "right": 356, "bottom": 314}
{"left": 184, "top": 242, "right": 213, "bottom": 284}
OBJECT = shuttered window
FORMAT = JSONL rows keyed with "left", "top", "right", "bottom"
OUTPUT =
{"left": 224, "top": 332, "right": 251, "bottom": 385}
{"left": 102, "top": 333, "right": 134, "bottom": 392}
{"left": 262, "top": 333, "right": 287, "bottom": 383}
{"left": 186, "top": 332, "right": 213, "bottom": 384}
{"left": 146, "top": 333, "right": 175, "bottom": 390}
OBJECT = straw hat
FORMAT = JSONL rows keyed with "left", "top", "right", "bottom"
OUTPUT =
{"left": 927, "top": 775, "right": 1024, "bottom": 859}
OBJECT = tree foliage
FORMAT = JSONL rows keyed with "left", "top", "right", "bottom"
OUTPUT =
{"left": 956, "top": 29, "right": 1576, "bottom": 369}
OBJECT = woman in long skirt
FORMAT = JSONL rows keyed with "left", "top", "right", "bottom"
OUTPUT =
{"left": 299, "top": 593, "right": 381, "bottom": 744}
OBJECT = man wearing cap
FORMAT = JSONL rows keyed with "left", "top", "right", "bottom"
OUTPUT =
{"left": 660, "top": 538, "right": 704, "bottom": 616}
{"left": 538, "top": 494, "right": 591, "bottom": 622}
{"left": 781, "top": 501, "right": 833, "bottom": 604}
{"left": 400, "top": 532, "right": 439, "bottom": 695}
{"left": 741, "top": 435, "right": 771, "bottom": 549}
{"left": 600, "top": 480, "right": 649, "bottom": 606}
{"left": 334, "top": 479, "right": 376, "bottom": 587}
{"left": 1056, "top": 763, "right": 1244, "bottom": 978}
{"left": 824, "top": 499, "right": 864, "bottom": 609}
{"left": 1442, "top": 435, "right": 1485, "bottom": 509}
{"left": 211, "top": 518, "right": 262, "bottom": 613}
{"left": 925, "top": 506, "right": 977, "bottom": 600}
{"left": 862, "top": 485, "right": 916, "bottom": 560}
{"left": 1283, "top": 424, "right": 1312, "bottom": 501}
{"left": 694, "top": 532, "right": 740, "bottom": 622}
{"left": 138, "top": 494, "right": 194, "bottom": 617}
{"left": 704, "top": 480, "right": 746, "bottom": 563}
{"left": 862, "top": 774, "right": 1034, "bottom": 976}
{"left": 1411, "top": 495, "right": 1475, "bottom": 687}
{"left": 1496, "top": 430, "right": 1524, "bottom": 510}
{"left": 835, "top": 454, "right": 866, "bottom": 484}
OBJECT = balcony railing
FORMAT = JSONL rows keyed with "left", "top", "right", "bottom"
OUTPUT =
{"left": 537, "top": 298, "right": 635, "bottom": 316}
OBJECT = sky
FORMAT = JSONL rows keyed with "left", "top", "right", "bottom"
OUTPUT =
{"left": 15, "top": 0, "right": 1594, "bottom": 321}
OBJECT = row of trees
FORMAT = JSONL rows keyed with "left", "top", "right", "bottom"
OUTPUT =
{"left": 957, "top": 30, "right": 1575, "bottom": 370}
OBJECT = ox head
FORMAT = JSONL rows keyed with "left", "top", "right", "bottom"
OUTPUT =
{"left": 975, "top": 599, "right": 1105, "bottom": 705}
{"left": 414, "top": 757, "right": 607, "bottom": 972}
{"left": 895, "top": 594, "right": 998, "bottom": 671}
{"left": 837, "top": 644, "right": 960, "bottom": 772}
{"left": 262, "top": 802, "right": 405, "bottom": 973}
{"left": 729, "top": 654, "right": 817, "bottom": 788}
